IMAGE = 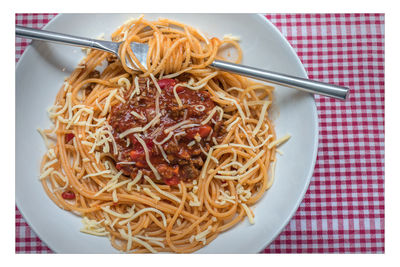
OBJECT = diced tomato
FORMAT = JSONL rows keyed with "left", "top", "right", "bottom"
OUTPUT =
{"left": 157, "top": 78, "right": 177, "bottom": 90}
{"left": 65, "top": 133, "right": 75, "bottom": 143}
{"left": 164, "top": 176, "right": 180, "bottom": 186}
{"left": 198, "top": 125, "right": 212, "bottom": 138}
{"left": 135, "top": 161, "right": 146, "bottom": 168}
{"left": 61, "top": 191, "right": 75, "bottom": 200}
{"left": 186, "top": 125, "right": 212, "bottom": 139}
{"left": 175, "top": 86, "right": 185, "bottom": 93}
{"left": 157, "top": 78, "right": 185, "bottom": 94}
{"left": 129, "top": 150, "right": 145, "bottom": 161}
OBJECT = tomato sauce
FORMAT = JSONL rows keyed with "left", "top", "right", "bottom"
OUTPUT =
{"left": 108, "top": 77, "right": 225, "bottom": 185}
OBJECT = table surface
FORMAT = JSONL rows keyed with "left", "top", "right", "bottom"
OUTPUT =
{"left": 15, "top": 13, "right": 385, "bottom": 253}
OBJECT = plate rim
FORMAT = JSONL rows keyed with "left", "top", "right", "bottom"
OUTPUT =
{"left": 15, "top": 13, "right": 319, "bottom": 253}
{"left": 253, "top": 14, "right": 319, "bottom": 252}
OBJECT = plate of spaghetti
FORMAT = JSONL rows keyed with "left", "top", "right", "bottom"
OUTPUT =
{"left": 16, "top": 14, "right": 318, "bottom": 253}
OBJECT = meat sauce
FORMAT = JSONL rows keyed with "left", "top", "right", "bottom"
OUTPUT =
{"left": 108, "top": 77, "right": 225, "bottom": 185}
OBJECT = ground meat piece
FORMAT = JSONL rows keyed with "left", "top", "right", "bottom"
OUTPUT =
{"left": 89, "top": 70, "right": 100, "bottom": 79}
{"left": 116, "top": 163, "right": 135, "bottom": 177}
{"left": 167, "top": 154, "right": 177, "bottom": 163}
{"left": 181, "top": 163, "right": 200, "bottom": 180}
{"left": 169, "top": 106, "right": 185, "bottom": 120}
{"left": 214, "top": 121, "right": 226, "bottom": 135}
{"left": 215, "top": 135, "right": 225, "bottom": 144}
{"left": 107, "top": 54, "right": 118, "bottom": 64}
{"left": 177, "top": 158, "right": 190, "bottom": 165}
{"left": 163, "top": 141, "right": 179, "bottom": 154}
{"left": 157, "top": 164, "right": 177, "bottom": 179}
{"left": 177, "top": 147, "right": 190, "bottom": 160}
{"left": 191, "top": 147, "right": 202, "bottom": 156}
{"left": 191, "top": 156, "right": 204, "bottom": 167}
{"left": 188, "top": 106, "right": 204, "bottom": 117}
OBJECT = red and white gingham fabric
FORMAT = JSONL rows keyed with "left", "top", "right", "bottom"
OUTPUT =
{"left": 15, "top": 13, "right": 385, "bottom": 253}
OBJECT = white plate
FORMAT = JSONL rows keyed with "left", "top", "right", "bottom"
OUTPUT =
{"left": 16, "top": 14, "right": 318, "bottom": 253}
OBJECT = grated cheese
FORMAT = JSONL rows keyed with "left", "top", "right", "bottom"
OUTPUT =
{"left": 181, "top": 123, "right": 201, "bottom": 129}
{"left": 42, "top": 158, "right": 58, "bottom": 171}
{"left": 216, "top": 189, "right": 236, "bottom": 205}
{"left": 127, "top": 170, "right": 143, "bottom": 191}
{"left": 214, "top": 165, "right": 259, "bottom": 181}
{"left": 252, "top": 101, "right": 269, "bottom": 137}
{"left": 241, "top": 203, "right": 255, "bottom": 224}
{"left": 39, "top": 167, "right": 54, "bottom": 180}
{"left": 173, "top": 84, "right": 183, "bottom": 107}
{"left": 80, "top": 217, "right": 108, "bottom": 236}
{"left": 51, "top": 171, "right": 69, "bottom": 190}
{"left": 112, "top": 189, "right": 118, "bottom": 202}
{"left": 194, "top": 226, "right": 212, "bottom": 244}
{"left": 37, "top": 128, "right": 51, "bottom": 148}
{"left": 118, "top": 228, "right": 158, "bottom": 253}
{"left": 199, "top": 144, "right": 218, "bottom": 164}
{"left": 187, "top": 140, "right": 196, "bottom": 147}
{"left": 130, "top": 110, "right": 145, "bottom": 120}
{"left": 238, "top": 150, "right": 265, "bottom": 174}
{"left": 200, "top": 147, "right": 214, "bottom": 179}
{"left": 216, "top": 92, "right": 247, "bottom": 124}
{"left": 119, "top": 114, "right": 161, "bottom": 138}
{"left": 200, "top": 107, "right": 217, "bottom": 125}
{"left": 153, "top": 132, "right": 174, "bottom": 146}
{"left": 118, "top": 207, "right": 167, "bottom": 227}
{"left": 100, "top": 89, "right": 118, "bottom": 117}
{"left": 101, "top": 205, "right": 135, "bottom": 219}
{"left": 157, "top": 144, "right": 170, "bottom": 163}
{"left": 164, "top": 120, "right": 190, "bottom": 133}
{"left": 223, "top": 33, "right": 241, "bottom": 41}
{"left": 226, "top": 117, "right": 240, "bottom": 132}
{"left": 155, "top": 92, "right": 160, "bottom": 115}
{"left": 143, "top": 187, "right": 161, "bottom": 201}
{"left": 189, "top": 192, "right": 201, "bottom": 207}
{"left": 149, "top": 73, "right": 162, "bottom": 94}
{"left": 82, "top": 169, "right": 112, "bottom": 179}
{"left": 129, "top": 76, "right": 141, "bottom": 100}
{"left": 135, "top": 135, "right": 161, "bottom": 180}
{"left": 106, "top": 179, "right": 129, "bottom": 192}
{"left": 267, "top": 134, "right": 291, "bottom": 149}
{"left": 143, "top": 175, "right": 181, "bottom": 203}
{"left": 215, "top": 106, "right": 224, "bottom": 121}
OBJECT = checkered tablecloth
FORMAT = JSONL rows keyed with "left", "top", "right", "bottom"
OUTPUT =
{"left": 15, "top": 13, "right": 385, "bottom": 253}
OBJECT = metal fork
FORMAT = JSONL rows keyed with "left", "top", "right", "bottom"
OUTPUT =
{"left": 16, "top": 26, "right": 149, "bottom": 70}
{"left": 16, "top": 26, "right": 349, "bottom": 100}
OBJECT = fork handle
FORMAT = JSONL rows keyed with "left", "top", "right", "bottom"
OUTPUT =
{"left": 210, "top": 59, "right": 349, "bottom": 100}
{"left": 16, "top": 26, "right": 96, "bottom": 48}
{"left": 15, "top": 26, "right": 117, "bottom": 54}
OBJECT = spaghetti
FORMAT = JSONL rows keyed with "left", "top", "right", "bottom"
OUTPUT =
{"left": 38, "top": 16, "right": 287, "bottom": 253}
